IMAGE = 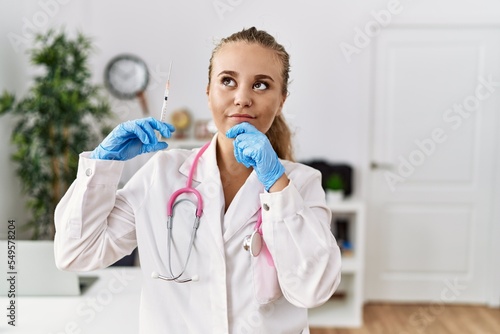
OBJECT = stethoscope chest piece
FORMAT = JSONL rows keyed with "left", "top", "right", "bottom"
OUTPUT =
{"left": 243, "top": 230, "right": 262, "bottom": 257}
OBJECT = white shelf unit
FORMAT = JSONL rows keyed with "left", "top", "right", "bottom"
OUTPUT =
{"left": 167, "top": 138, "right": 208, "bottom": 150}
{"left": 308, "top": 200, "right": 366, "bottom": 328}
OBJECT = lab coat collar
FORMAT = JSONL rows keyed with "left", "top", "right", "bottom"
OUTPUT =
{"left": 178, "top": 134, "right": 218, "bottom": 183}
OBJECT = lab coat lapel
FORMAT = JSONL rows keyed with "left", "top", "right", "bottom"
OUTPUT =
{"left": 178, "top": 137, "right": 226, "bottom": 260}
{"left": 223, "top": 171, "right": 263, "bottom": 242}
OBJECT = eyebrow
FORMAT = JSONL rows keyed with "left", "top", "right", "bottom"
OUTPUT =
{"left": 217, "top": 70, "right": 275, "bottom": 82}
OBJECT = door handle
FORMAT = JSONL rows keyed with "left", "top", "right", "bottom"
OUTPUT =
{"left": 370, "top": 161, "right": 394, "bottom": 170}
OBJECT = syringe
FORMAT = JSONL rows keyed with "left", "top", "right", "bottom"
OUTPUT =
{"left": 157, "top": 61, "right": 173, "bottom": 141}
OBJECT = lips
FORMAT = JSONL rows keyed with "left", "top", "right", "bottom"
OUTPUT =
{"left": 229, "top": 113, "right": 255, "bottom": 119}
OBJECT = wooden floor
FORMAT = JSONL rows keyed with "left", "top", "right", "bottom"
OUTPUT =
{"left": 310, "top": 303, "right": 500, "bottom": 334}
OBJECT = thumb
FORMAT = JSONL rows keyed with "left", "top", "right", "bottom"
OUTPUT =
{"left": 142, "top": 141, "right": 168, "bottom": 154}
{"left": 226, "top": 122, "right": 258, "bottom": 139}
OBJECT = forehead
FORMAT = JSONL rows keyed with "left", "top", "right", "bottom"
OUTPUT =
{"left": 212, "top": 42, "right": 282, "bottom": 79}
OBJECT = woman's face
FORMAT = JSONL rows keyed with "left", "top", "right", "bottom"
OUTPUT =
{"left": 207, "top": 42, "right": 286, "bottom": 135}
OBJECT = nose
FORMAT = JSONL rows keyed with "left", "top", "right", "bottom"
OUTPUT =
{"left": 233, "top": 87, "right": 252, "bottom": 108}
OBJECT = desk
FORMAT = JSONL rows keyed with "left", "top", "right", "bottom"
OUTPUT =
{"left": 0, "top": 268, "right": 142, "bottom": 334}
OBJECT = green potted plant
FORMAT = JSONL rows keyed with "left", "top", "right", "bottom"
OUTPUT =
{"left": 0, "top": 29, "right": 112, "bottom": 240}
{"left": 325, "top": 173, "right": 345, "bottom": 204}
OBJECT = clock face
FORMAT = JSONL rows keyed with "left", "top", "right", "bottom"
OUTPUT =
{"left": 104, "top": 54, "right": 149, "bottom": 99}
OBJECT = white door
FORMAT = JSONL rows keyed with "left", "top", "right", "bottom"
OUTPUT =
{"left": 366, "top": 26, "right": 500, "bottom": 303}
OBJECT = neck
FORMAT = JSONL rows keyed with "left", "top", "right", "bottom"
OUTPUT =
{"left": 215, "top": 132, "right": 252, "bottom": 212}
{"left": 215, "top": 133, "right": 252, "bottom": 179}
{"left": 217, "top": 132, "right": 253, "bottom": 192}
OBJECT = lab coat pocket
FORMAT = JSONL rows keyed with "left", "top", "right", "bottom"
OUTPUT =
{"left": 251, "top": 240, "right": 282, "bottom": 304}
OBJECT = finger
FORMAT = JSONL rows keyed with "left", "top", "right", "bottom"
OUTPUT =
{"left": 143, "top": 117, "right": 175, "bottom": 139}
{"left": 234, "top": 141, "right": 252, "bottom": 167}
{"left": 146, "top": 117, "right": 176, "bottom": 133}
{"left": 142, "top": 141, "right": 168, "bottom": 154}
{"left": 135, "top": 118, "right": 168, "bottom": 144}
{"left": 226, "top": 122, "right": 258, "bottom": 138}
{"left": 162, "top": 122, "right": 176, "bottom": 132}
{"left": 242, "top": 146, "right": 258, "bottom": 162}
{"left": 136, "top": 120, "right": 157, "bottom": 144}
{"left": 234, "top": 138, "right": 254, "bottom": 168}
{"left": 234, "top": 133, "right": 254, "bottom": 150}
{"left": 121, "top": 121, "right": 151, "bottom": 144}
{"left": 240, "top": 155, "right": 254, "bottom": 168}
{"left": 158, "top": 122, "right": 175, "bottom": 139}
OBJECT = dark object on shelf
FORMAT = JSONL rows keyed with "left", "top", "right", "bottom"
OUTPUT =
{"left": 301, "top": 160, "right": 353, "bottom": 197}
{"left": 111, "top": 248, "right": 138, "bottom": 266}
{"left": 333, "top": 218, "right": 353, "bottom": 255}
{"left": 329, "top": 291, "right": 347, "bottom": 300}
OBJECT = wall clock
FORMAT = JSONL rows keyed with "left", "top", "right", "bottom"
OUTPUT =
{"left": 104, "top": 54, "right": 149, "bottom": 115}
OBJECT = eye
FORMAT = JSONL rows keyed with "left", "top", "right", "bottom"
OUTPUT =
{"left": 253, "top": 82, "right": 268, "bottom": 91}
{"left": 221, "top": 77, "right": 236, "bottom": 87}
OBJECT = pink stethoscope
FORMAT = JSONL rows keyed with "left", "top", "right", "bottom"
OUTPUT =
{"left": 152, "top": 142, "right": 273, "bottom": 284}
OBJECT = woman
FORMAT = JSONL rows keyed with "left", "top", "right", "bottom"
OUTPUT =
{"left": 55, "top": 27, "right": 341, "bottom": 333}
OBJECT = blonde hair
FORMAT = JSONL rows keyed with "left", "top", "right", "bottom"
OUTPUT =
{"left": 208, "top": 27, "right": 294, "bottom": 161}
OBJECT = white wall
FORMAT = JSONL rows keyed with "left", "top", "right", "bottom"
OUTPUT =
{"left": 1, "top": 0, "right": 500, "bottom": 240}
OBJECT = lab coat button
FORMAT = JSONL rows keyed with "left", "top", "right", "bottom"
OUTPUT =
{"left": 263, "top": 203, "right": 269, "bottom": 211}
{"left": 85, "top": 168, "right": 92, "bottom": 176}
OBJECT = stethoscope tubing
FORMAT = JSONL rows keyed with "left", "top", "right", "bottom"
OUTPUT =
{"left": 167, "top": 187, "right": 203, "bottom": 217}
{"left": 166, "top": 201, "right": 200, "bottom": 283}
{"left": 153, "top": 141, "right": 274, "bottom": 284}
{"left": 154, "top": 142, "right": 210, "bottom": 283}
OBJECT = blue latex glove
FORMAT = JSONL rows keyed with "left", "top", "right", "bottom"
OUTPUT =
{"left": 90, "top": 117, "right": 175, "bottom": 160}
{"left": 226, "top": 122, "right": 285, "bottom": 191}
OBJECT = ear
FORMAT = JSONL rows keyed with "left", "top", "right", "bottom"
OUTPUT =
{"left": 206, "top": 84, "right": 212, "bottom": 109}
{"left": 277, "top": 93, "right": 287, "bottom": 115}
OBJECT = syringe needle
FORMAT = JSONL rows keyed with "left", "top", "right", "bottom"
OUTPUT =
{"left": 166, "top": 60, "right": 172, "bottom": 85}
{"left": 157, "top": 61, "right": 173, "bottom": 141}
{"left": 163, "top": 60, "right": 172, "bottom": 109}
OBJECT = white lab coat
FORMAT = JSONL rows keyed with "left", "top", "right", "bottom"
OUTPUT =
{"left": 54, "top": 135, "right": 341, "bottom": 334}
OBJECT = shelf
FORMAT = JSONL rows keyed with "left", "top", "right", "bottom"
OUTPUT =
{"left": 329, "top": 200, "right": 365, "bottom": 213}
{"left": 341, "top": 256, "right": 360, "bottom": 274}
{"left": 309, "top": 199, "right": 365, "bottom": 328}
{"left": 167, "top": 138, "right": 208, "bottom": 150}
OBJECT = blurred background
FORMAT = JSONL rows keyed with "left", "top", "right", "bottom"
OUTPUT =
{"left": 1, "top": 0, "right": 499, "bottom": 333}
